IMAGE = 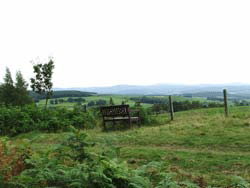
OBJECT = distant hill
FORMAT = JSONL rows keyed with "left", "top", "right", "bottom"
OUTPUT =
{"left": 54, "top": 83, "right": 250, "bottom": 97}
{"left": 185, "top": 91, "right": 250, "bottom": 100}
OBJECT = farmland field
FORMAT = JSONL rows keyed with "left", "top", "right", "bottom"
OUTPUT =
{"left": 36, "top": 94, "right": 227, "bottom": 111}
{"left": 36, "top": 94, "right": 152, "bottom": 109}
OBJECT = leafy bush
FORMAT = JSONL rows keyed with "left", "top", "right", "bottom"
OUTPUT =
{"left": 130, "top": 105, "right": 157, "bottom": 125}
{"left": 96, "top": 99, "right": 107, "bottom": 106}
{"left": 88, "top": 101, "right": 95, "bottom": 106}
{"left": 0, "top": 105, "right": 96, "bottom": 137}
{"left": 230, "top": 176, "right": 250, "bottom": 187}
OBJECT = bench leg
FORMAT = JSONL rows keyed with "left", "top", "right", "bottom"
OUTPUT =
{"left": 139, "top": 118, "right": 141, "bottom": 127}
{"left": 112, "top": 121, "right": 116, "bottom": 129}
{"left": 103, "top": 121, "right": 107, "bottom": 131}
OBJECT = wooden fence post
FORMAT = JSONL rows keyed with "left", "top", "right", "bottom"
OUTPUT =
{"left": 223, "top": 89, "right": 229, "bottom": 117}
{"left": 169, "top": 95, "right": 174, "bottom": 120}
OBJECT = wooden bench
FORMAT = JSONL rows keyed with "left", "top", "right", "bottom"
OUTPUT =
{"left": 100, "top": 105, "right": 140, "bottom": 130}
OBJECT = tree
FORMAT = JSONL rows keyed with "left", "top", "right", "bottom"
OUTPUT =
{"left": 30, "top": 57, "right": 55, "bottom": 109}
{"left": 15, "top": 70, "right": 33, "bottom": 106}
{"left": 88, "top": 101, "right": 95, "bottom": 106}
{"left": 152, "top": 104, "right": 161, "bottom": 114}
{"left": 58, "top": 99, "right": 64, "bottom": 103}
{"left": 0, "top": 68, "right": 33, "bottom": 106}
{"left": 67, "top": 97, "right": 74, "bottom": 103}
{"left": 50, "top": 100, "right": 55, "bottom": 105}
{"left": 0, "top": 67, "right": 15, "bottom": 106}
{"left": 4, "top": 67, "right": 14, "bottom": 85}
{"left": 96, "top": 99, "right": 106, "bottom": 106}
{"left": 109, "top": 97, "right": 114, "bottom": 105}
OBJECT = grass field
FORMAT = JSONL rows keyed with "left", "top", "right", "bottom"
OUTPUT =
{"left": 10, "top": 106, "right": 250, "bottom": 187}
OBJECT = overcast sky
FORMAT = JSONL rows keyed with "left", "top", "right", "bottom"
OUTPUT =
{"left": 0, "top": 0, "right": 250, "bottom": 88}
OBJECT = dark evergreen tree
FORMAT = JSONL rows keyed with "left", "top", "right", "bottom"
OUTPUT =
{"left": 0, "top": 67, "right": 15, "bottom": 106}
{"left": 109, "top": 97, "right": 114, "bottom": 105}
{"left": 15, "top": 70, "right": 33, "bottom": 106}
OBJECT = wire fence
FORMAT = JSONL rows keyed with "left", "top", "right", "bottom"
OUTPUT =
{"left": 163, "top": 89, "right": 250, "bottom": 120}
{"left": 37, "top": 88, "right": 250, "bottom": 120}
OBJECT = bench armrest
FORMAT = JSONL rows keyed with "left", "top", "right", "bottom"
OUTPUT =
{"left": 129, "top": 109, "right": 140, "bottom": 117}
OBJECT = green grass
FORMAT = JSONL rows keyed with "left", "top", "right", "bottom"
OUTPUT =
{"left": 7, "top": 106, "right": 250, "bottom": 187}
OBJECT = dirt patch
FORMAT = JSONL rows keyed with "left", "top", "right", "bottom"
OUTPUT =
{"left": 0, "top": 141, "right": 26, "bottom": 182}
{"left": 194, "top": 176, "right": 207, "bottom": 188}
{"left": 170, "top": 166, "right": 180, "bottom": 172}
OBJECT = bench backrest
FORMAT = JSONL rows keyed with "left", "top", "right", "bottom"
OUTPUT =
{"left": 100, "top": 105, "right": 130, "bottom": 117}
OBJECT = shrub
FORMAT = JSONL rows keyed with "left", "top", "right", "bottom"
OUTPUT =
{"left": 130, "top": 105, "right": 157, "bottom": 125}
{"left": 0, "top": 105, "right": 97, "bottom": 137}
{"left": 88, "top": 101, "right": 95, "bottom": 106}
{"left": 96, "top": 99, "right": 107, "bottom": 106}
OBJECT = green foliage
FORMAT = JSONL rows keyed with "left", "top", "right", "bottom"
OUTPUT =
{"left": 88, "top": 101, "right": 95, "bottom": 106}
{"left": 96, "top": 99, "right": 107, "bottom": 106}
{"left": 155, "top": 174, "right": 178, "bottom": 188}
{"left": 9, "top": 130, "right": 167, "bottom": 188}
{"left": 130, "top": 104, "right": 157, "bottom": 125}
{"left": 130, "top": 96, "right": 167, "bottom": 105}
{"left": 0, "top": 68, "right": 32, "bottom": 107}
{"left": 130, "top": 96, "right": 223, "bottom": 113}
{"left": 0, "top": 106, "right": 34, "bottom": 136}
{"left": 67, "top": 97, "right": 85, "bottom": 103}
{"left": 30, "top": 90, "right": 95, "bottom": 102}
{"left": 50, "top": 99, "right": 54, "bottom": 105}
{"left": 0, "top": 68, "right": 15, "bottom": 106}
{"left": 4, "top": 67, "right": 14, "bottom": 85}
{"left": 0, "top": 105, "right": 96, "bottom": 137}
{"left": 15, "top": 71, "right": 33, "bottom": 106}
{"left": 110, "top": 97, "right": 115, "bottom": 105}
{"left": 30, "top": 57, "right": 55, "bottom": 109}
{"left": 3, "top": 105, "right": 250, "bottom": 187}
{"left": 230, "top": 176, "right": 250, "bottom": 187}
{"left": 49, "top": 90, "right": 95, "bottom": 98}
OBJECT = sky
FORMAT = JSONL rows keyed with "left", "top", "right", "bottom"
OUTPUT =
{"left": 0, "top": 0, "right": 250, "bottom": 88}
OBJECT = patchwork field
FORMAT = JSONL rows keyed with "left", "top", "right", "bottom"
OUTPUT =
{"left": 36, "top": 95, "right": 152, "bottom": 109}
